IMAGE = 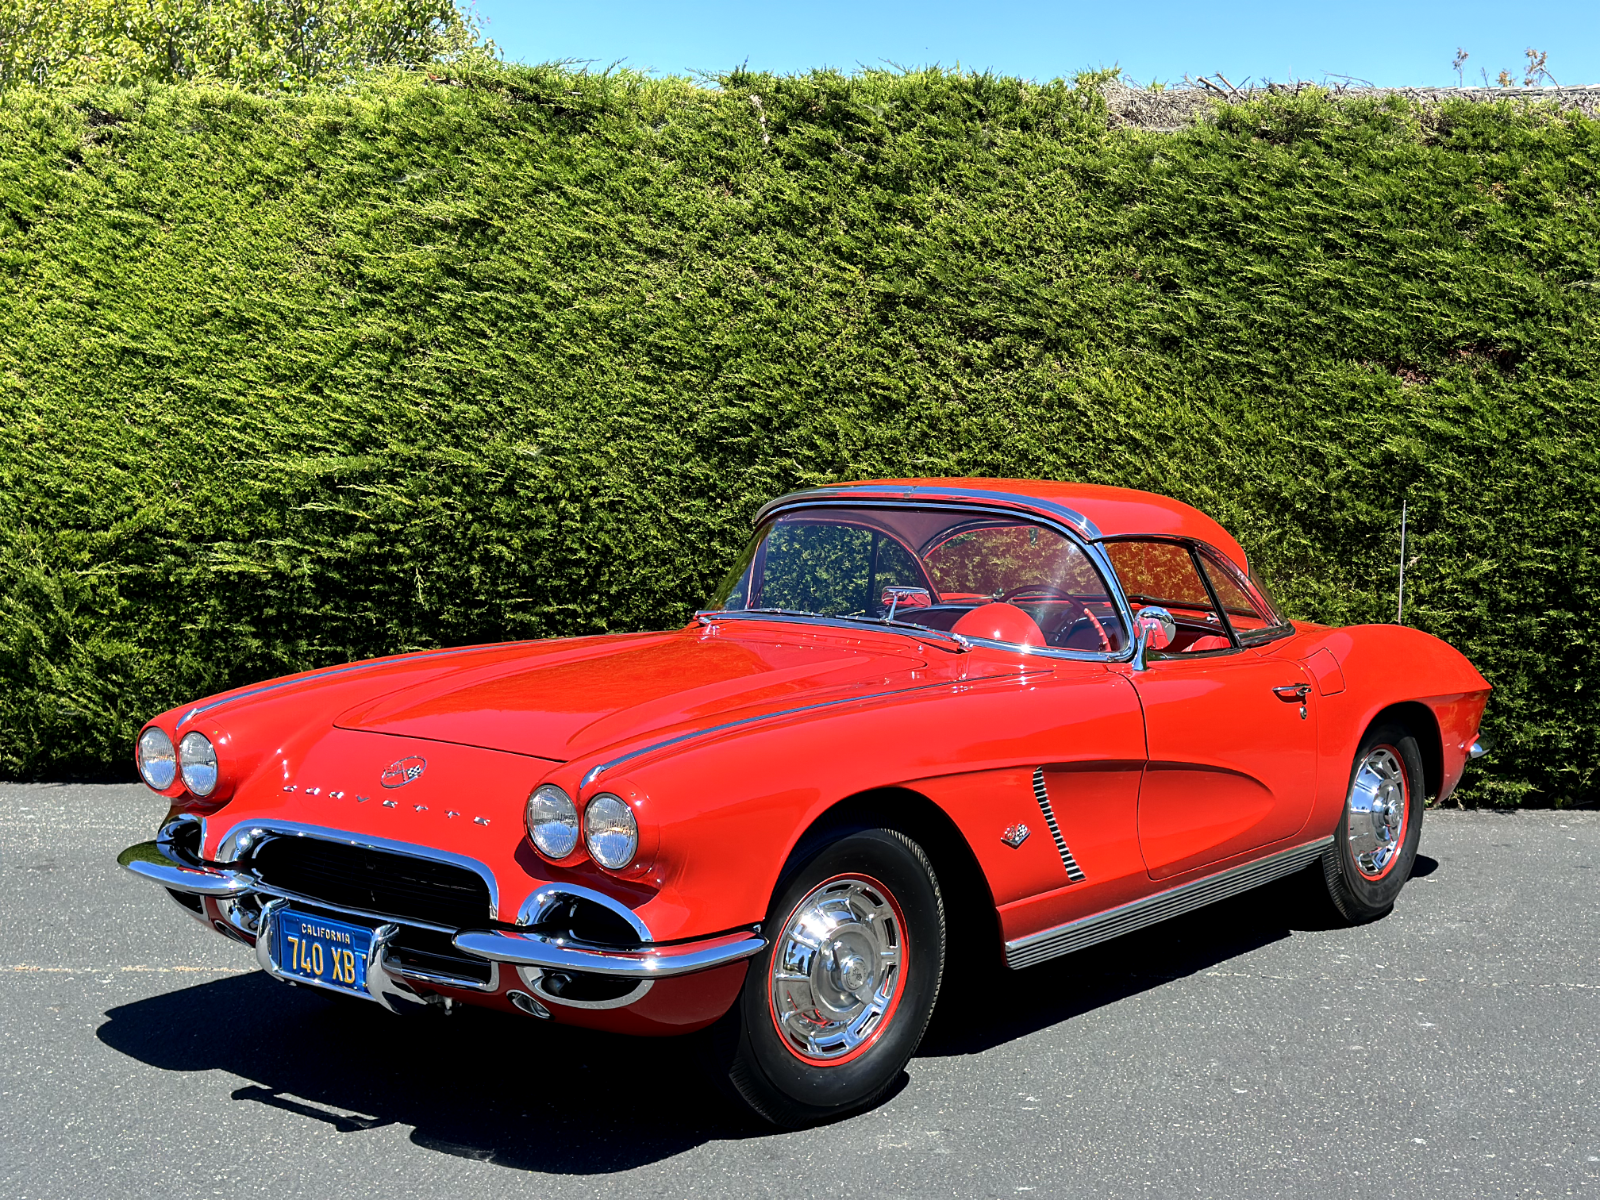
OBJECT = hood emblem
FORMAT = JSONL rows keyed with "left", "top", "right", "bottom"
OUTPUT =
{"left": 379, "top": 756, "right": 427, "bottom": 789}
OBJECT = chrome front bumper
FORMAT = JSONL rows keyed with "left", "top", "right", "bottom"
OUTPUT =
{"left": 119, "top": 840, "right": 255, "bottom": 896}
{"left": 452, "top": 927, "right": 766, "bottom": 978}
{"left": 117, "top": 839, "right": 765, "bottom": 983}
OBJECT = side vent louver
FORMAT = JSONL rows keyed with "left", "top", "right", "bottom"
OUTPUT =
{"left": 1031, "top": 767, "right": 1086, "bottom": 882}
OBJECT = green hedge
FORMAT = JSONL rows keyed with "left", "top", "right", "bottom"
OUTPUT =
{"left": 2, "top": 66, "right": 1597, "bottom": 804}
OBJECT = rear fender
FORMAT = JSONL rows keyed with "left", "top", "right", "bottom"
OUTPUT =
{"left": 1263, "top": 624, "right": 1489, "bottom": 830}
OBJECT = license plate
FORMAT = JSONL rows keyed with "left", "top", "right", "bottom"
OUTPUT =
{"left": 273, "top": 908, "right": 373, "bottom": 998}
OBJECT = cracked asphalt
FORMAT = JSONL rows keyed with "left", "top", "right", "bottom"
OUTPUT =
{"left": 1, "top": 782, "right": 1595, "bottom": 1199}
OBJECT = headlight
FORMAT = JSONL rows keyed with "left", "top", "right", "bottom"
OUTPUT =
{"left": 136, "top": 727, "right": 177, "bottom": 790}
{"left": 526, "top": 784, "right": 579, "bottom": 859}
{"left": 584, "top": 794, "right": 638, "bottom": 870}
{"left": 178, "top": 731, "right": 218, "bottom": 797}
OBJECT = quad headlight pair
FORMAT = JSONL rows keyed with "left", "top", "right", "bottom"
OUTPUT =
{"left": 135, "top": 727, "right": 218, "bottom": 797}
{"left": 525, "top": 784, "right": 638, "bottom": 870}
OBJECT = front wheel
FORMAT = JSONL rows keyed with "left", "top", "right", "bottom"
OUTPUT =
{"left": 1322, "top": 723, "right": 1425, "bottom": 922}
{"left": 709, "top": 827, "right": 945, "bottom": 1128}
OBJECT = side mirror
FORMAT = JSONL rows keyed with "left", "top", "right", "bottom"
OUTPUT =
{"left": 881, "top": 586, "right": 932, "bottom": 620}
{"left": 1131, "top": 606, "right": 1176, "bottom": 671}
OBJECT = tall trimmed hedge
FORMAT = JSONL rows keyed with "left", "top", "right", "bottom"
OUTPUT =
{"left": 2, "top": 67, "right": 1597, "bottom": 804}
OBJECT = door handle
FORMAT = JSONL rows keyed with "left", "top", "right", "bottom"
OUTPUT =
{"left": 1272, "top": 684, "right": 1312, "bottom": 702}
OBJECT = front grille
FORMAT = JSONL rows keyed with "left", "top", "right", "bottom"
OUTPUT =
{"left": 248, "top": 837, "right": 492, "bottom": 929}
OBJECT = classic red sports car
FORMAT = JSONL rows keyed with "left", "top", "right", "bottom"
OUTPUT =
{"left": 121, "top": 479, "right": 1491, "bottom": 1126}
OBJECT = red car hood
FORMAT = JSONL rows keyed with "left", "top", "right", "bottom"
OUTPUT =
{"left": 334, "top": 624, "right": 938, "bottom": 761}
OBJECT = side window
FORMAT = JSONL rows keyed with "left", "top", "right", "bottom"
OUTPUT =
{"left": 1198, "top": 550, "right": 1282, "bottom": 639}
{"left": 1103, "top": 539, "right": 1236, "bottom": 653}
{"left": 1104, "top": 541, "right": 1218, "bottom": 624}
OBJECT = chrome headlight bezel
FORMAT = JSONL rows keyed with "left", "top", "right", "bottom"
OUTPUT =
{"left": 583, "top": 793, "right": 639, "bottom": 871}
{"left": 526, "top": 784, "right": 580, "bottom": 860}
{"left": 177, "top": 731, "right": 218, "bottom": 797}
{"left": 135, "top": 726, "right": 177, "bottom": 791}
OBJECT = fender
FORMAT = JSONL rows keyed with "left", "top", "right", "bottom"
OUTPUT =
{"left": 1261, "top": 623, "right": 1490, "bottom": 836}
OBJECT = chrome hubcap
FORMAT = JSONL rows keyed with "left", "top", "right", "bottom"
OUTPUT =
{"left": 769, "top": 876, "right": 905, "bottom": 1063}
{"left": 1347, "top": 746, "right": 1408, "bottom": 878}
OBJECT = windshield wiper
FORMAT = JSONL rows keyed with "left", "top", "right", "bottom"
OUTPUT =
{"left": 696, "top": 609, "right": 971, "bottom": 653}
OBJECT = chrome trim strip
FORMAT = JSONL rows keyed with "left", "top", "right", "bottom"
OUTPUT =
{"left": 215, "top": 818, "right": 500, "bottom": 921}
{"left": 117, "top": 841, "right": 254, "bottom": 897}
{"left": 1031, "top": 769, "right": 1086, "bottom": 882}
{"left": 1005, "top": 837, "right": 1333, "bottom": 970}
{"left": 453, "top": 927, "right": 767, "bottom": 979}
{"left": 757, "top": 485, "right": 1104, "bottom": 540}
{"left": 175, "top": 641, "right": 533, "bottom": 729}
{"left": 580, "top": 675, "right": 964, "bottom": 787}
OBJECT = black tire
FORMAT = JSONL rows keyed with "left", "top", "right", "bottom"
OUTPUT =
{"left": 708, "top": 827, "right": 945, "bottom": 1128}
{"left": 1322, "top": 722, "right": 1425, "bottom": 922}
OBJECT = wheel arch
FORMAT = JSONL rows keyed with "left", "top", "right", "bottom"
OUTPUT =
{"left": 1365, "top": 701, "right": 1443, "bottom": 800}
{"left": 782, "top": 785, "right": 1002, "bottom": 962}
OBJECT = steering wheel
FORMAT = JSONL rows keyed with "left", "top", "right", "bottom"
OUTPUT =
{"left": 999, "top": 586, "right": 1112, "bottom": 652}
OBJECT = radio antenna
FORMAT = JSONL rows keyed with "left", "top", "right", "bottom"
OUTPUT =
{"left": 1396, "top": 498, "right": 1407, "bottom": 625}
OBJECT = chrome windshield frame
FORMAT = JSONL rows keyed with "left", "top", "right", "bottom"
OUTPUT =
{"left": 757, "top": 485, "right": 1105, "bottom": 540}
{"left": 727, "top": 497, "right": 1140, "bottom": 666}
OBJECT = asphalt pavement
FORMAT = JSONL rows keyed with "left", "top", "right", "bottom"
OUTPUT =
{"left": 0, "top": 782, "right": 1595, "bottom": 1199}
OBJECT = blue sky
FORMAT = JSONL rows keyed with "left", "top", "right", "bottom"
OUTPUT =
{"left": 467, "top": 1, "right": 1596, "bottom": 90}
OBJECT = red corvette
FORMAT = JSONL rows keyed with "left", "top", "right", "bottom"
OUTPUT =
{"left": 121, "top": 479, "right": 1490, "bottom": 1126}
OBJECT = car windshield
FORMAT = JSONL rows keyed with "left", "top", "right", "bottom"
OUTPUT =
{"left": 707, "top": 505, "right": 1128, "bottom": 652}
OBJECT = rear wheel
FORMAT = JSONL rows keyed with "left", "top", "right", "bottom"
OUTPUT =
{"left": 710, "top": 827, "right": 945, "bottom": 1128}
{"left": 1322, "top": 723, "right": 1425, "bottom": 922}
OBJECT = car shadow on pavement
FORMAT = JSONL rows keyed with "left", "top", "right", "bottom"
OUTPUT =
{"left": 97, "top": 973, "right": 766, "bottom": 1171}
{"left": 96, "top": 859, "right": 1439, "bottom": 1171}
{"left": 920, "top": 863, "right": 1366, "bottom": 1058}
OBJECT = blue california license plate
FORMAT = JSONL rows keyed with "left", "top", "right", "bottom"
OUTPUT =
{"left": 273, "top": 908, "right": 373, "bottom": 997}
